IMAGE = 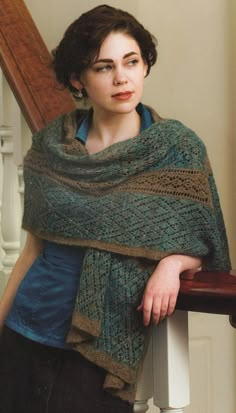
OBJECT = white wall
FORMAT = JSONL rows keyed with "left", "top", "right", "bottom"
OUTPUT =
{"left": 24, "top": 0, "right": 138, "bottom": 51}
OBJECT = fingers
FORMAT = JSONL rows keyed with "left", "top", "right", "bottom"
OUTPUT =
{"left": 150, "top": 296, "right": 169, "bottom": 325}
{"left": 151, "top": 296, "right": 163, "bottom": 325}
{"left": 138, "top": 272, "right": 180, "bottom": 326}
{"left": 142, "top": 295, "right": 153, "bottom": 326}
{"left": 141, "top": 293, "right": 178, "bottom": 326}
{"left": 167, "top": 294, "right": 177, "bottom": 317}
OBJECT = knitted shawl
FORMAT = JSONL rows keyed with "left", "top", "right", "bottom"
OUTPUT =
{"left": 22, "top": 107, "right": 231, "bottom": 401}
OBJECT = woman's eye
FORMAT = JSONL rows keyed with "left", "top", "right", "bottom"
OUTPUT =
{"left": 127, "top": 59, "right": 139, "bottom": 66}
{"left": 95, "top": 65, "right": 112, "bottom": 72}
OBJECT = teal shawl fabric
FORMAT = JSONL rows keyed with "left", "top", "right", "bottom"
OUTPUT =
{"left": 22, "top": 107, "right": 231, "bottom": 401}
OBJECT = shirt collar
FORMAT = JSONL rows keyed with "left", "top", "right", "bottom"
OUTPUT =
{"left": 75, "top": 103, "right": 153, "bottom": 144}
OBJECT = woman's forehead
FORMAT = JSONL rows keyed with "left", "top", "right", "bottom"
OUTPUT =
{"left": 97, "top": 32, "right": 141, "bottom": 60}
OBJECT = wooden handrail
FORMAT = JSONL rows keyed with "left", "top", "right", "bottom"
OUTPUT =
{"left": 0, "top": 0, "right": 75, "bottom": 133}
{"left": 0, "top": 0, "right": 235, "bottom": 326}
{"left": 178, "top": 270, "right": 236, "bottom": 320}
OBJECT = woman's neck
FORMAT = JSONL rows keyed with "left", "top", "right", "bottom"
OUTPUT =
{"left": 86, "top": 109, "right": 141, "bottom": 154}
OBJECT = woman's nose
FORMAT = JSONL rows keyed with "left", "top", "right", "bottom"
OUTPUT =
{"left": 113, "top": 68, "right": 128, "bottom": 86}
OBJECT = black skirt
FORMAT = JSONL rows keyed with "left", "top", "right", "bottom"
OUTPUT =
{"left": 0, "top": 326, "right": 133, "bottom": 413}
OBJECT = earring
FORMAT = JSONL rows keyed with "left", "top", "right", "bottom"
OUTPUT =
{"left": 74, "top": 88, "right": 83, "bottom": 99}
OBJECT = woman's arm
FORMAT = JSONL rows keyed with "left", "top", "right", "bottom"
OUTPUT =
{"left": 0, "top": 232, "right": 43, "bottom": 332}
{"left": 138, "top": 255, "right": 202, "bottom": 326}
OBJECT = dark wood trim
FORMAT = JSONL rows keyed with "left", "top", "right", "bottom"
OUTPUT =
{"left": 0, "top": 0, "right": 75, "bottom": 133}
{"left": 178, "top": 270, "right": 236, "bottom": 318}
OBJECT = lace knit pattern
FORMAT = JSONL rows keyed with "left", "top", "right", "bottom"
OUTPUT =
{"left": 22, "top": 108, "right": 231, "bottom": 401}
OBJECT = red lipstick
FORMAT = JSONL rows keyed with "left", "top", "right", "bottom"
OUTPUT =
{"left": 112, "top": 92, "right": 133, "bottom": 100}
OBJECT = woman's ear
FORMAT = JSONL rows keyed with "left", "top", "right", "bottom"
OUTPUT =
{"left": 70, "top": 74, "right": 83, "bottom": 90}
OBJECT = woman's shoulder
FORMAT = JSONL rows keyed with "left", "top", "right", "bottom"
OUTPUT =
{"left": 144, "top": 109, "right": 209, "bottom": 170}
{"left": 146, "top": 105, "right": 206, "bottom": 150}
{"left": 152, "top": 116, "right": 207, "bottom": 154}
{"left": 31, "top": 109, "right": 88, "bottom": 149}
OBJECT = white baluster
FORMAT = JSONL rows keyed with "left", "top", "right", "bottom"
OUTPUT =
{"left": 153, "top": 311, "right": 190, "bottom": 413}
{"left": 0, "top": 126, "right": 21, "bottom": 284}
{"left": 134, "top": 401, "right": 150, "bottom": 413}
{"left": 160, "top": 410, "right": 184, "bottom": 413}
{"left": 0, "top": 69, "right": 5, "bottom": 275}
{"left": 0, "top": 70, "right": 5, "bottom": 295}
{"left": 134, "top": 338, "right": 153, "bottom": 413}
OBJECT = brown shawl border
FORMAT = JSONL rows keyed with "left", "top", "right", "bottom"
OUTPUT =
{"left": 21, "top": 225, "right": 193, "bottom": 262}
{"left": 67, "top": 316, "right": 153, "bottom": 402}
{"left": 24, "top": 150, "right": 213, "bottom": 207}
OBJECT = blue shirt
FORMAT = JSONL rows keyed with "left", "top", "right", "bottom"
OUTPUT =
{"left": 75, "top": 103, "right": 153, "bottom": 143}
{"left": 6, "top": 242, "right": 85, "bottom": 348}
{"left": 6, "top": 104, "right": 153, "bottom": 349}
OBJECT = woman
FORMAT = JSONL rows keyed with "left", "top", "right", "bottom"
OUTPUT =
{"left": 0, "top": 5, "right": 231, "bottom": 413}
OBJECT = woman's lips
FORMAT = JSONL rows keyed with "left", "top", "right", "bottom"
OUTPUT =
{"left": 112, "top": 92, "right": 133, "bottom": 100}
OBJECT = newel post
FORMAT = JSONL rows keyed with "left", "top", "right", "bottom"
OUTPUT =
{"left": 134, "top": 310, "right": 190, "bottom": 413}
{"left": 152, "top": 311, "right": 190, "bottom": 413}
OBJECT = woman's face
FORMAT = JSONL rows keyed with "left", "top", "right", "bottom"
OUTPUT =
{"left": 72, "top": 32, "right": 148, "bottom": 117}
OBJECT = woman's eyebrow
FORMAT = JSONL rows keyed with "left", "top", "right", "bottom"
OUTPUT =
{"left": 94, "top": 51, "right": 139, "bottom": 64}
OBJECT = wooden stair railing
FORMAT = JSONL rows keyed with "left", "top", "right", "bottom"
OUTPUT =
{"left": 178, "top": 270, "right": 236, "bottom": 326}
{"left": 0, "top": 0, "right": 75, "bottom": 133}
{"left": 0, "top": 0, "right": 235, "bottom": 326}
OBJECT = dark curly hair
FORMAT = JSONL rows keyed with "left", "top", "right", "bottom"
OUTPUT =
{"left": 52, "top": 4, "right": 158, "bottom": 98}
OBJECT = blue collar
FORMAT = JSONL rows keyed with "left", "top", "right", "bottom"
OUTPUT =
{"left": 75, "top": 103, "right": 153, "bottom": 144}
